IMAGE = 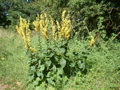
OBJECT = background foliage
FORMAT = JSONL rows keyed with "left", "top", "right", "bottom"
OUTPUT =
{"left": 0, "top": 0, "right": 120, "bottom": 38}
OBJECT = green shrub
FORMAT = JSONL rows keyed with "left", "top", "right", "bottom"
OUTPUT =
{"left": 68, "top": 0, "right": 120, "bottom": 39}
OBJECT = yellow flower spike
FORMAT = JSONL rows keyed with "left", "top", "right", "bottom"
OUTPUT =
{"left": 32, "top": 10, "right": 72, "bottom": 41}
{"left": 62, "top": 10, "right": 66, "bottom": 20}
{"left": 44, "top": 13, "right": 47, "bottom": 18}
{"left": 25, "top": 42, "right": 29, "bottom": 49}
{"left": 56, "top": 21, "right": 61, "bottom": 39}
{"left": 90, "top": 36, "right": 95, "bottom": 47}
{"left": 56, "top": 21, "right": 60, "bottom": 30}
{"left": 51, "top": 22, "right": 57, "bottom": 40}
{"left": 59, "top": 10, "right": 72, "bottom": 39}
{"left": 30, "top": 47, "right": 38, "bottom": 52}
{"left": 40, "top": 14, "right": 44, "bottom": 20}
{"left": 16, "top": 16, "right": 31, "bottom": 50}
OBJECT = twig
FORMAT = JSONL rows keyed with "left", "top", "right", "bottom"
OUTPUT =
{"left": 105, "top": 32, "right": 120, "bottom": 46}
{"left": 85, "top": 26, "right": 90, "bottom": 33}
{"left": 111, "top": 32, "right": 120, "bottom": 41}
{"left": 116, "top": 25, "right": 120, "bottom": 30}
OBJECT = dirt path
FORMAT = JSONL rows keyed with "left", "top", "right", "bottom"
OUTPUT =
{"left": 0, "top": 79, "right": 9, "bottom": 90}
{"left": 0, "top": 84, "right": 9, "bottom": 90}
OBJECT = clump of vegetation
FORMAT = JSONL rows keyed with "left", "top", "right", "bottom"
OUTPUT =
{"left": 16, "top": 10, "right": 75, "bottom": 89}
{"left": 16, "top": 9, "right": 120, "bottom": 89}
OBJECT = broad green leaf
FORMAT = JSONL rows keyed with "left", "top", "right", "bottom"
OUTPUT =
{"left": 70, "top": 62, "right": 76, "bottom": 67}
{"left": 49, "top": 53, "right": 54, "bottom": 57}
{"left": 29, "top": 75, "right": 34, "bottom": 82}
{"left": 78, "top": 61, "right": 85, "bottom": 70}
{"left": 32, "top": 59, "right": 38, "bottom": 62}
{"left": 31, "top": 66, "right": 36, "bottom": 72}
{"left": 77, "top": 60, "right": 82, "bottom": 68}
{"left": 46, "top": 72, "right": 51, "bottom": 78}
{"left": 58, "top": 68, "right": 64, "bottom": 74}
{"left": 60, "top": 48, "right": 65, "bottom": 54}
{"left": 37, "top": 72, "right": 41, "bottom": 77}
{"left": 52, "top": 65, "right": 56, "bottom": 72}
{"left": 36, "top": 77, "right": 41, "bottom": 81}
{"left": 40, "top": 65, "right": 45, "bottom": 71}
{"left": 37, "top": 72, "right": 44, "bottom": 79}
{"left": 60, "top": 58, "right": 66, "bottom": 68}
{"left": 47, "top": 78, "right": 55, "bottom": 85}
{"left": 38, "top": 60, "right": 41, "bottom": 66}
{"left": 45, "top": 60, "right": 51, "bottom": 68}
{"left": 33, "top": 80, "right": 39, "bottom": 86}
{"left": 81, "top": 63, "right": 85, "bottom": 70}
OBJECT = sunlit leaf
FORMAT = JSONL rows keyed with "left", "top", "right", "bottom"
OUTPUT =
{"left": 45, "top": 60, "right": 51, "bottom": 68}
{"left": 47, "top": 78, "right": 55, "bottom": 85}
{"left": 60, "top": 58, "right": 66, "bottom": 68}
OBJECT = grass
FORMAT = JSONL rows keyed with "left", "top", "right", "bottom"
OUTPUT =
{"left": 0, "top": 27, "right": 120, "bottom": 90}
{"left": 0, "top": 27, "right": 28, "bottom": 90}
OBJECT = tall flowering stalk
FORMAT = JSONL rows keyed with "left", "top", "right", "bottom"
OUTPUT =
{"left": 57, "top": 10, "right": 71, "bottom": 39}
{"left": 16, "top": 16, "right": 31, "bottom": 49}
{"left": 16, "top": 10, "right": 73, "bottom": 88}
{"left": 33, "top": 13, "right": 49, "bottom": 40}
{"left": 33, "top": 10, "right": 72, "bottom": 41}
{"left": 16, "top": 10, "right": 72, "bottom": 52}
{"left": 16, "top": 16, "right": 37, "bottom": 52}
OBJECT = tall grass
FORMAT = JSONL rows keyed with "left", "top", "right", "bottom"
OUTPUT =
{"left": 0, "top": 28, "right": 28, "bottom": 89}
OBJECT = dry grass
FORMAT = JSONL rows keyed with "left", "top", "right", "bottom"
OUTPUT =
{"left": 0, "top": 27, "right": 28, "bottom": 90}
{"left": 0, "top": 27, "right": 15, "bottom": 38}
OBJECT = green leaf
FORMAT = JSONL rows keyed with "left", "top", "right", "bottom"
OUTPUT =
{"left": 47, "top": 78, "right": 55, "bottom": 85}
{"left": 37, "top": 71, "right": 44, "bottom": 79}
{"left": 77, "top": 60, "right": 82, "bottom": 68}
{"left": 60, "top": 48, "right": 65, "bottom": 54}
{"left": 40, "top": 65, "right": 45, "bottom": 71}
{"left": 39, "top": 60, "right": 41, "bottom": 66}
{"left": 49, "top": 53, "right": 54, "bottom": 57}
{"left": 29, "top": 75, "right": 34, "bottom": 82}
{"left": 52, "top": 65, "right": 56, "bottom": 72}
{"left": 31, "top": 66, "right": 36, "bottom": 72}
{"left": 46, "top": 72, "right": 51, "bottom": 78}
{"left": 36, "top": 77, "right": 41, "bottom": 81}
{"left": 60, "top": 58, "right": 66, "bottom": 68}
{"left": 70, "top": 62, "right": 76, "bottom": 67}
{"left": 58, "top": 68, "right": 64, "bottom": 74}
{"left": 78, "top": 61, "right": 85, "bottom": 70}
{"left": 32, "top": 59, "right": 38, "bottom": 62}
{"left": 37, "top": 72, "right": 41, "bottom": 77}
{"left": 45, "top": 60, "right": 51, "bottom": 68}
{"left": 33, "top": 80, "right": 39, "bottom": 86}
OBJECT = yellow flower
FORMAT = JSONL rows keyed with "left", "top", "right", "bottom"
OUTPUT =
{"left": 90, "top": 36, "right": 95, "bottom": 47}
{"left": 1, "top": 57, "right": 5, "bottom": 60}
{"left": 30, "top": 47, "right": 38, "bottom": 52}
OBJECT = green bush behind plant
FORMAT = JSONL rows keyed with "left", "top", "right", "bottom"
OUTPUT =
{"left": 1, "top": 0, "right": 120, "bottom": 39}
